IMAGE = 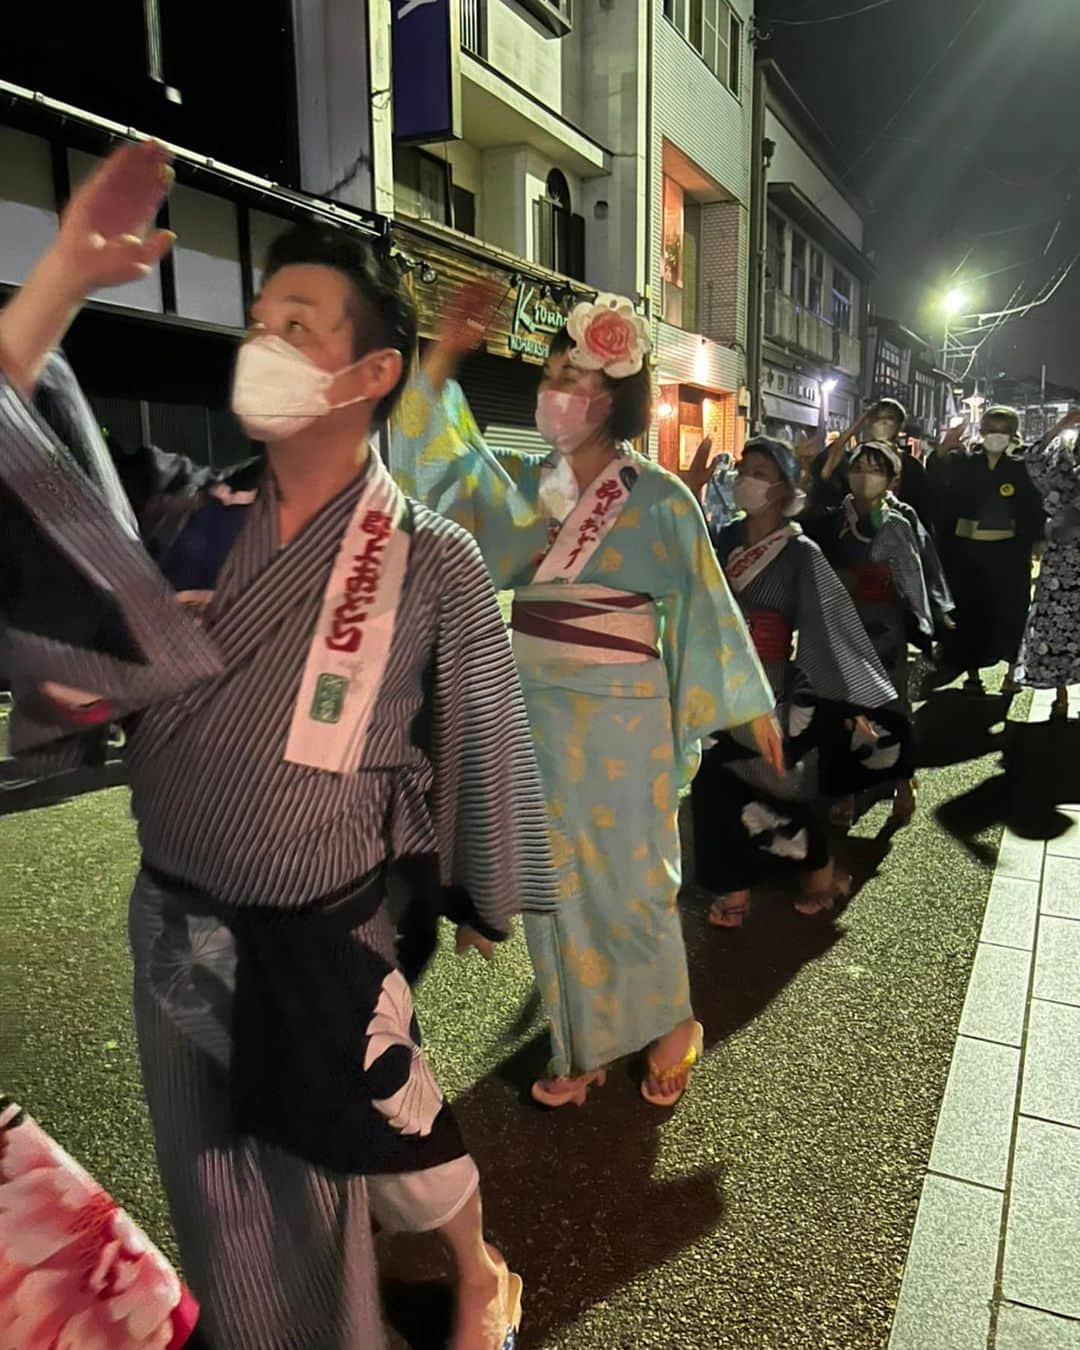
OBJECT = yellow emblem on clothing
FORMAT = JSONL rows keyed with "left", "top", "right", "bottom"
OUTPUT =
{"left": 1000, "top": 482, "right": 1015, "bottom": 498}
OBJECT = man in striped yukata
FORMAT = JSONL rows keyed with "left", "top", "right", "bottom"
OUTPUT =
{"left": 0, "top": 140, "right": 548, "bottom": 1349}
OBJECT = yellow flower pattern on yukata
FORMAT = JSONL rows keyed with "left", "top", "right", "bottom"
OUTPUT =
{"left": 387, "top": 371, "right": 772, "bottom": 1076}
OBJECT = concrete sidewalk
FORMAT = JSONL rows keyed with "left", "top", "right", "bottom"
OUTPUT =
{"left": 889, "top": 685, "right": 1080, "bottom": 1350}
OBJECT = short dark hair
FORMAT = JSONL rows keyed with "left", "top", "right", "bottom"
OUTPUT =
{"left": 263, "top": 224, "right": 417, "bottom": 422}
{"left": 549, "top": 328, "right": 653, "bottom": 442}
{"left": 852, "top": 443, "right": 897, "bottom": 476}
{"left": 872, "top": 397, "right": 907, "bottom": 428}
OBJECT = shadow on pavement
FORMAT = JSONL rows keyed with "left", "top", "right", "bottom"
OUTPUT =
{"left": 935, "top": 714, "right": 1080, "bottom": 856}
{"left": 381, "top": 874, "right": 845, "bottom": 1347}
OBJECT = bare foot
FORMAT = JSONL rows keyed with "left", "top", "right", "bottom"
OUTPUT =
{"left": 451, "top": 1245, "right": 522, "bottom": 1350}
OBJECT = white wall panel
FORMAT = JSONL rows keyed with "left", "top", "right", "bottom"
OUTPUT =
{"left": 0, "top": 127, "right": 57, "bottom": 286}
{"left": 170, "top": 183, "right": 245, "bottom": 329}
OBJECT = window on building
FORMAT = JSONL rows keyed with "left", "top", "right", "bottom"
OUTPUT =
{"left": 765, "top": 211, "right": 784, "bottom": 293}
{"left": 877, "top": 339, "right": 903, "bottom": 395}
{"left": 728, "top": 10, "right": 741, "bottom": 91}
{"left": 395, "top": 146, "right": 450, "bottom": 225}
{"left": 832, "top": 268, "right": 852, "bottom": 335}
{"left": 534, "top": 169, "right": 585, "bottom": 279}
{"left": 669, "top": 0, "right": 740, "bottom": 93}
{"left": 452, "top": 186, "right": 476, "bottom": 236}
{"left": 515, "top": 0, "right": 572, "bottom": 36}
{"left": 808, "top": 247, "right": 825, "bottom": 316}
{"left": 662, "top": 174, "right": 685, "bottom": 326}
{"left": 790, "top": 231, "right": 807, "bottom": 305}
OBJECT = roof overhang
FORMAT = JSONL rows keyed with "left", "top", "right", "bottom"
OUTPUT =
{"left": 0, "top": 78, "right": 389, "bottom": 241}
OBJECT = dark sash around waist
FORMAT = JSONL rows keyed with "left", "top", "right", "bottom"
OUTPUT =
{"left": 141, "top": 863, "right": 465, "bottom": 1177}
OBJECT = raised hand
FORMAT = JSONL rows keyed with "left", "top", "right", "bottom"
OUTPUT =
{"left": 55, "top": 139, "right": 176, "bottom": 296}
{"left": 438, "top": 277, "right": 507, "bottom": 354}
{"left": 682, "top": 435, "right": 714, "bottom": 495}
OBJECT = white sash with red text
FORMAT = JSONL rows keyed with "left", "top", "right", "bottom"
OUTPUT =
{"left": 725, "top": 523, "right": 797, "bottom": 595}
{"left": 285, "top": 452, "right": 409, "bottom": 773}
{"left": 533, "top": 457, "right": 637, "bottom": 583}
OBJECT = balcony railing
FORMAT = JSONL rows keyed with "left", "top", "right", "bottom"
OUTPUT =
{"left": 462, "top": 0, "right": 487, "bottom": 57}
{"left": 764, "top": 289, "right": 796, "bottom": 345}
{"left": 834, "top": 329, "right": 860, "bottom": 377}
{"left": 795, "top": 306, "right": 833, "bottom": 362}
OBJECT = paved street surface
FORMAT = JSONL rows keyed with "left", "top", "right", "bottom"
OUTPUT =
{"left": 5, "top": 669, "right": 1080, "bottom": 1349}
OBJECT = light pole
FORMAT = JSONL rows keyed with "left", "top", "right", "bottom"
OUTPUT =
{"left": 940, "top": 288, "right": 968, "bottom": 378}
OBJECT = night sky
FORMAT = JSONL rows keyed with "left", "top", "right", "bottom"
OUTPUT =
{"left": 762, "top": 0, "right": 1080, "bottom": 389}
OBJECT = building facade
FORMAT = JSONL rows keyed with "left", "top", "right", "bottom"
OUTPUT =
{"left": 750, "top": 61, "right": 873, "bottom": 444}
{"left": 0, "top": 0, "right": 389, "bottom": 467}
{"left": 372, "top": 0, "right": 755, "bottom": 465}
{"left": 865, "top": 316, "right": 954, "bottom": 452}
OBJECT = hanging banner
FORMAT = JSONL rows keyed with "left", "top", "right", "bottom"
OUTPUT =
{"left": 391, "top": 0, "right": 462, "bottom": 145}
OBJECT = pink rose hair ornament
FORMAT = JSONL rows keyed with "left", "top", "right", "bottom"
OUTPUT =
{"left": 565, "top": 293, "right": 650, "bottom": 379}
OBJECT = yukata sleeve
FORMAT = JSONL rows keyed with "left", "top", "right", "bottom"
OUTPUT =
{"left": 911, "top": 511, "right": 955, "bottom": 617}
{"left": 655, "top": 478, "right": 775, "bottom": 791}
{"left": 427, "top": 527, "right": 557, "bottom": 938}
{"left": 388, "top": 373, "right": 547, "bottom": 587}
{"left": 794, "top": 538, "right": 896, "bottom": 709}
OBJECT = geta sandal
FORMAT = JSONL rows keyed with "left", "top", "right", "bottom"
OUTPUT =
{"left": 641, "top": 1022, "right": 704, "bottom": 1108}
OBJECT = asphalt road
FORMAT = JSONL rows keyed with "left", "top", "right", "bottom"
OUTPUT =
{"left": 6, "top": 671, "right": 1078, "bottom": 1349}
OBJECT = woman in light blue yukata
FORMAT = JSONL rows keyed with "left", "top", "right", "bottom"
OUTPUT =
{"left": 391, "top": 283, "right": 779, "bottom": 1109}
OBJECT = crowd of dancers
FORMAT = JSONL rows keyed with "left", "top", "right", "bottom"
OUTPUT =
{"left": 1, "top": 140, "right": 1079, "bottom": 1350}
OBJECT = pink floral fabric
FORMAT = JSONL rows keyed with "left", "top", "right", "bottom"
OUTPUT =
{"left": 0, "top": 1100, "right": 198, "bottom": 1349}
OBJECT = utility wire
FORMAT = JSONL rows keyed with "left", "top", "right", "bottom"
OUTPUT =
{"left": 764, "top": 0, "right": 896, "bottom": 24}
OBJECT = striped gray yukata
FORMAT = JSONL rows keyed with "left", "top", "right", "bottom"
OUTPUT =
{"left": 2, "top": 371, "right": 555, "bottom": 1349}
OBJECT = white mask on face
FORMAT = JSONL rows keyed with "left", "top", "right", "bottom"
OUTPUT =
{"left": 848, "top": 470, "right": 889, "bottom": 500}
{"left": 231, "top": 333, "right": 369, "bottom": 442}
{"left": 732, "top": 476, "right": 774, "bottom": 515}
{"left": 982, "top": 433, "right": 1012, "bottom": 455}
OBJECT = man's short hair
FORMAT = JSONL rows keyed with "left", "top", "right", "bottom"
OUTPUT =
{"left": 872, "top": 397, "right": 907, "bottom": 428}
{"left": 263, "top": 224, "right": 417, "bottom": 422}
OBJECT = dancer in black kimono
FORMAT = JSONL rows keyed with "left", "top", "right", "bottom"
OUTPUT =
{"left": 937, "top": 406, "right": 1045, "bottom": 694}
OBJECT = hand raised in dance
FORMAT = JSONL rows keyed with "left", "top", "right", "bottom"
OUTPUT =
{"left": 438, "top": 276, "right": 507, "bottom": 354}
{"left": 681, "top": 436, "right": 714, "bottom": 495}
{"left": 0, "top": 139, "right": 175, "bottom": 395}
{"left": 55, "top": 139, "right": 176, "bottom": 296}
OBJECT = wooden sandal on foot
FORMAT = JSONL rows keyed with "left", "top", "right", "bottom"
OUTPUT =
{"left": 641, "top": 1022, "right": 704, "bottom": 1108}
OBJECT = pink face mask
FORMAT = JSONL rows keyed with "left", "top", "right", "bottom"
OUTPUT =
{"left": 534, "top": 389, "right": 611, "bottom": 454}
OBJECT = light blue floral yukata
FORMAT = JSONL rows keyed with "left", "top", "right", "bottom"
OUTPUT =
{"left": 391, "top": 376, "right": 773, "bottom": 1075}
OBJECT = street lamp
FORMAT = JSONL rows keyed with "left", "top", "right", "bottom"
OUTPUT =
{"left": 940, "top": 289, "right": 968, "bottom": 376}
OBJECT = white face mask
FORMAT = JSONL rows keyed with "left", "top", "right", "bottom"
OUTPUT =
{"left": 231, "top": 333, "right": 369, "bottom": 442}
{"left": 733, "top": 476, "right": 775, "bottom": 516}
{"left": 982, "top": 433, "right": 1012, "bottom": 455}
{"left": 848, "top": 470, "right": 889, "bottom": 500}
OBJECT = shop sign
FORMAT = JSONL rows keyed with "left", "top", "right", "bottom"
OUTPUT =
{"left": 509, "top": 284, "right": 569, "bottom": 358}
{"left": 764, "top": 365, "right": 820, "bottom": 406}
